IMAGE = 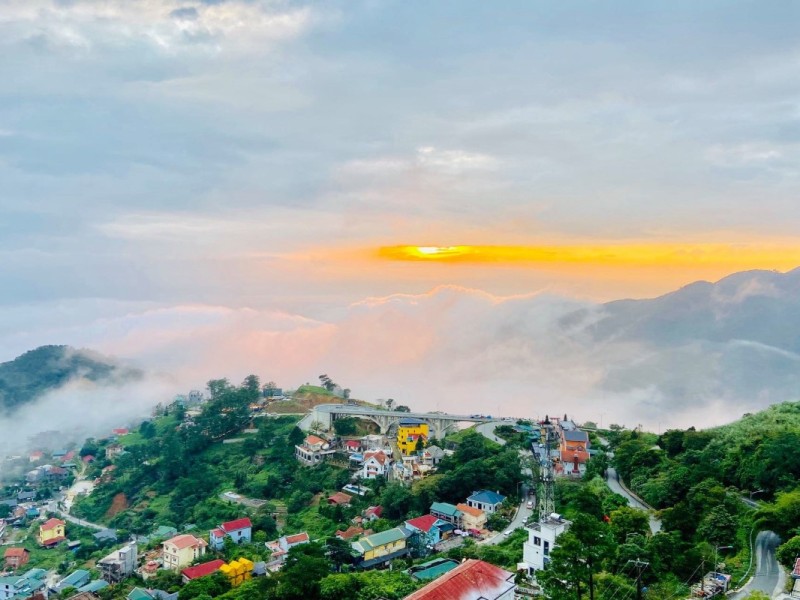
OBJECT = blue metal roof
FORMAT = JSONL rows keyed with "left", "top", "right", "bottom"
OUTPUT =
{"left": 467, "top": 490, "right": 506, "bottom": 505}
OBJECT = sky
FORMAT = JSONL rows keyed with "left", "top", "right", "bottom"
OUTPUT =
{"left": 2, "top": 0, "right": 800, "bottom": 433}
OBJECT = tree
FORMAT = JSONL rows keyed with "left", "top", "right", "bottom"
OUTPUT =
{"left": 385, "top": 399, "right": 395, "bottom": 411}
{"left": 342, "top": 388, "right": 351, "bottom": 400}
{"left": 395, "top": 405, "right": 411, "bottom": 412}
{"left": 277, "top": 543, "right": 332, "bottom": 600}
{"left": 140, "top": 420, "right": 157, "bottom": 439}
{"left": 380, "top": 483, "right": 414, "bottom": 519}
{"left": 309, "top": 421, "right": 325, "bottom": 434}
{"left": 318, "top": 374, "right": 336, "bottom": 392}
{"left": 697, "top": 505, "right": 737, "bottom": 545}
{"left": 333, "top": 417, "right": 358, "bottom": 436}
{"left": 325, "top": 536, "right": 353, "bottom": 571}
{"left": 539, "top": 531, "right": 590, "bottom": 600}
{"left": 608, "top": 506, "right": 650, "bottom": 544}
{"left": 777, "top": 535, "right": 800, "bottom": 570}
{"left": 179, "top": 572, "right": 230, "bottom": 600}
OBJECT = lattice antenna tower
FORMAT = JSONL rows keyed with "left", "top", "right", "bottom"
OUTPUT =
{"left": 539, "top": 414, "right": 556, "bottom": 519}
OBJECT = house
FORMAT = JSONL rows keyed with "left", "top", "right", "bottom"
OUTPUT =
{"left": 363, "top": 506, "right": 383, "bottom": 521}
{"left": 466, "top": 490, "right": 506, "bottom": 514}
{"left": 0, "top": 568, "right": 48, "bottom": 600}
{"left": 335, "top": 526, "right": 367, "bottom": 541}
{"left": 17, "top": 491, "right": 36, "bottom": 503}
{"left": 219, "top": 558, "right": 254, "bottom": 587}
{"left": 295, "top": 435, "right": 334, "bottom": 466}
{"left": 430, "top": 502, "right": 462, "bottom": 527}
{"left": 162, "top": 534, "right": 207, "bottom": 571}
{"left": 360, "top": 434, "right": 391, "bottom": 452}
{"left": 265, "top": 532, "right": 309, "bottom": 570}
{"left": 421, "top": 445, "right": 445, "bottom": 467}
{"left": 28, "top": 452, "right": 43, "bottom": 463}
{"left": 3, "top": 548, "right": 29, "bottom": 570}
{"left": 327, "top": 492, "right": 353, "bottom": 506}
{"left": 404, "top": 515, "right": 451, "bottom": 547}
{"left": 210, "top": 518, "right": 252, "bottom": 550}
{"left": 351, "top": 527, "right": 411, "bottom": 569}
{"left": 112, "top": 428, "right": 129, "bottom": 436}
{"left": 407, "top": 558, "right": 460, "bottom": 582}
{"left": 52, "top": 450, "right": 67, "bottom": 460}
{"left": 105, "top": 445, "right": 124, "bottom": 460}
{"left": 127, "top": 588, "right": 178, "bottom": 600}
{"left": 397, "top": 419, "right": 429, "bottom": 456}
{"left": 456, "top": 503, "right": 488, "bottom": 531}
{"left": 403, "top": 559, "right": 516, "bottom": 600}
{"left": 343, "top": 440, "right": 362, "bottom": 453}
{"left": 94, "top": 529, "right": 118, "bottom": 544}
{"left": 180, "top": 559, "right": 225, "bottom": 583}
{"left": 523, "top": 513, "right": 571, "bottom": 573}
{"left": 557, "top": 423, "right": 590, "bottom": 476}
{"left": 361, "top": 451, "right": 391, "bottom": 480}
{"left": 98, "top": 541, "right": 137, "bottom": 583}
{"left": 81, "top": 455, "right": 95, "bottom": 464}
{"left": 151, "top": 526, "right": 178, "bottom": 540}
{"left": 54, "top": 570, "right": 90, "bottom": 594}
{"left": 38, "top": 518, "right": 66, "bottom": 547}
{"left": 77, "top": 580, "right": 109, "bottom": 594}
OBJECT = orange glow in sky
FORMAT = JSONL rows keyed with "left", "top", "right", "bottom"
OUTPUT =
{"left": 377, "top": 243, "right": 800, "bottom": 270}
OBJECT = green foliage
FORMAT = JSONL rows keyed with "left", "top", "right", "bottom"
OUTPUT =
{"left": 333, "top": 417, "right": 358, "bottom": 436}
{"left": 178, "top": 572, "right": 230, "bottom": 600}
{"left": 776, "top": 535, "right": 800, "bottom": 570}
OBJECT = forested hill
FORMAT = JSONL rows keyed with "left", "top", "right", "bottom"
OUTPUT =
{"left": 0, "top": 345, "right": 142, "bottom": 414}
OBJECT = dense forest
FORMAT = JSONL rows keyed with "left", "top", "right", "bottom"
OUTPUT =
{"left": 0, "top": 345, "right": 142, "bottom": 414}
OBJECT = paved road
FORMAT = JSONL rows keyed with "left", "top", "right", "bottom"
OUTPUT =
{"left": 482, "top": 495, "right": 533, "bottom": 545}
{"left": 605, "top": 466, "right": 661, "bottom": 534}
{"left": 47, "top": 500, "right": 106, "bottom": 531}
{"left": 474, "top": 421, "right": 506, "bottom": 445}
{"left": 731, "top": 531, "right": 782, "bottom": 599}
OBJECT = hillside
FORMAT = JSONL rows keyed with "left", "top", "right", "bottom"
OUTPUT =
{"left": 0, "top": 345, "right": 143, "bottom": 414}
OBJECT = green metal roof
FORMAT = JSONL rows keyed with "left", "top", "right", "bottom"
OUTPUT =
{"left": 430, "top": 502, "right": 462, "bottom": 517}
{"left": 354, "top": 527, "right": 408, "bottom": 551}
{"left": 411, "top": 559, "right": 459, "bottom": 581}
{"left": 128, "top": 588, "right": 154, "bottom": 600}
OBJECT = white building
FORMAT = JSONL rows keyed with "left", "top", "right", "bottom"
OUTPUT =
{"left": 523, "top": 513, "right": 571, "bottom": 573}
{"left": 361, "top": 451, "right": 391, "bottom": 479}
{"left": 99, "top": 541, "right": 138, "bottom": 583}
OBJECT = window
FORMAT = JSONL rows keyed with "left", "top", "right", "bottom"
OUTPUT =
{"left": 543, "top": 541, "right": 550, "bottom": 556}
{"left": 534, "top": 536, "right": 541, "bottom": 546}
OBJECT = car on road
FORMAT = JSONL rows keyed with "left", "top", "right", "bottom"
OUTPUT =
{"left": 504, "top": 529, "right": 514, "bottom": 535}
{"left": 526, "top": 500, "right": 533, "bottom": 509}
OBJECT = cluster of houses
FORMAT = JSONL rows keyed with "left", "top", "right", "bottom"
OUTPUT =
{"left": 295, "top": 419, "right": 449, "bottom": 485}
{"left": 530, "top": 415, "right": 593, "bottom": 477}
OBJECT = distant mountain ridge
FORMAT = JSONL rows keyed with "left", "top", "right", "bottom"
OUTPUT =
{"left": 559, "top": 267, "right": 800, "bottom": 412}
{"left": 0, "top": 345, "right": 143, "bottom": 415}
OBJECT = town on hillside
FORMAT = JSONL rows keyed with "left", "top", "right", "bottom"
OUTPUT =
{"left": 1, "top": 378, "right": 799, "bottom": 600}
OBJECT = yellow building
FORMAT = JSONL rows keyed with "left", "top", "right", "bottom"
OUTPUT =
{"left": 220, "top": 558, "right": 253, "bottom": 587}
{"left": 162, "top": 534, "right": 207, "bottom": 571}
{"left": 397, "top": 418, "right": 429, "bottom": 455}
{"left": 351, "top": 527, "right": 410, "bottom": 568}
{"left": 38, "top": 518, "right": 66, "bottom": 547}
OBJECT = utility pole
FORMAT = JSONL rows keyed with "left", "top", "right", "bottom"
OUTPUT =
{"left": 627, "top": 558, "right": 649, "bottom": 600}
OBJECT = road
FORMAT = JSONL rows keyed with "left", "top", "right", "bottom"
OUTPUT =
{"left": 474, "top": 421, "right": 506, "bottom": 445}
{"left": 46, "top": 499, "right": 106, "bottom": 531}
{"left": 605, "top": 466, "right": 661, "bottom": 534}
{"left": 731, "top": 531, "right": 782, "bottom": 599}
{"left": 481, "top": 492, "right": 533, "bottom": 545}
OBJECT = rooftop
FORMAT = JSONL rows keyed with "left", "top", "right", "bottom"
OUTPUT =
{"left": 164, "top": 534, "right": 206, "bottom": 550}
{"left": 467, "top": 490, "right": 506, "bottom": 505}
{"left": 403, "top": 559, "right": 515, "bottom": 600}
{"left": 455, "top": 503, "right": 485, "bottom": 518}
{"left": 430, "top": 502, "right": 462, "bottom": 518}
{"left": 40, "top": 518, "right": 65, "bottom": 531}
{"left": 181, "top": 560, "right": 225, "bottom": 580}
{"left": 405, "top": 515, "right": 442, "bottom": 533}
{"left": 221, "top": 518, "right": 252, "bottom": 533}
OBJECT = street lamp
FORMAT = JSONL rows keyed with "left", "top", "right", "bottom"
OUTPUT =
{"left": 713, "top": 545, "right": 734, "bottom": 576}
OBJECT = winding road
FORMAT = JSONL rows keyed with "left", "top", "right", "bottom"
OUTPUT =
{"left": 730, "top": 531, "right": 782, "bottom": 599}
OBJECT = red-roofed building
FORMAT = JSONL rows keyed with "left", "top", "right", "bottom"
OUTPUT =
{"left": 210, "top": 518, "right": 252, "bottom": 550}
{"left": 82, "top": 455, "right": 95, "bottom": 463}
{"left": 793, "top": 557, "right": 800, "bottom": 578}
{"left": 327, "top": 492, "right": 353, "bottom": 506}
{"left": 403, "top": 559, "right": 516, "bottom": 600}
{"left": 181, "top": 559, "right": 225, "bottom": 583}
{"left": 335, "top": 526, "right": 365, "bottom": 541}
{"left": 343, "top": 440, "right": 362, "bottom": 453}
{"left": 4, "top": 547, "right": 30, "bottom": 569}
{"left": 112, "top": 428, "right": 129, "bottom": 436}
{"left": 295, "top": 435, "right": 333, "bottom": 466}
{"left": 404, "top": 515, "right": 452, "bottom": 546}
{"left": 284, "top": 532, "right": 310, "bottom": 545}
{"left": 28, "top": 451, "right": 44, "bottom": 463}
{"left": 363, "top": 506, "right": 383, "bottom": 521}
